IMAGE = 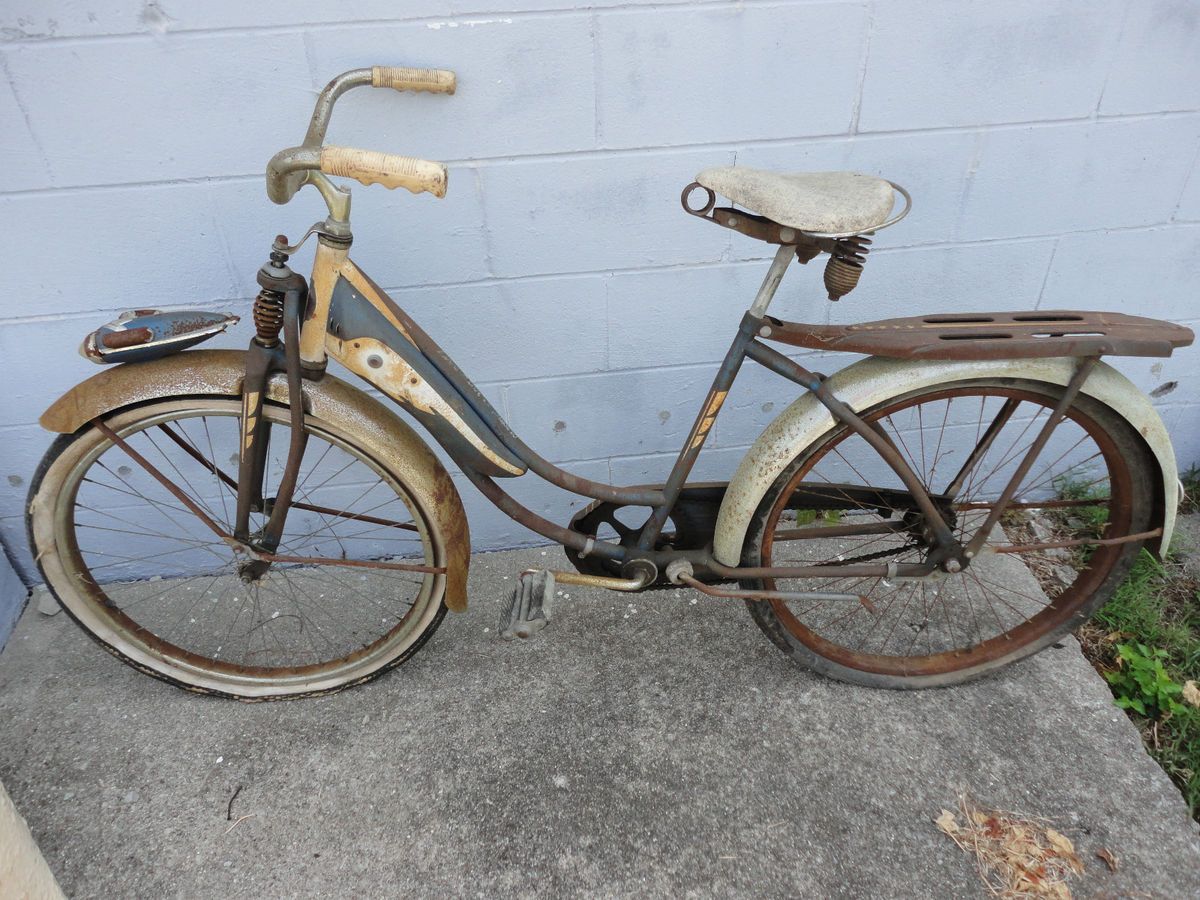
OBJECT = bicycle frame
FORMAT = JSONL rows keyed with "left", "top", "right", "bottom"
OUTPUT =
{"left": 243, "top": 236, "right": 1098, "bottom": 587}
{"left": 31, "top": 62, "right": 1199, "bottom": 702}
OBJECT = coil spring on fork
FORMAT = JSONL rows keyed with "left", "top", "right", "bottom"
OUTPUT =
{"left": 252, "top": 288, "right": 286, "bottom": 346}
{"left": 823, "top": 234, "right": 872, "bottom": 301}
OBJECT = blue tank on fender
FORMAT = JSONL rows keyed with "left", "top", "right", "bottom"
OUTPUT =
{"left": 80, "top": 309, "right": 239, "bottom": 365}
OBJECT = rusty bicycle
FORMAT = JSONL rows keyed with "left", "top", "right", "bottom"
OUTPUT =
{"left": 27, "top": 66, "right": 1193, "bottom": 699}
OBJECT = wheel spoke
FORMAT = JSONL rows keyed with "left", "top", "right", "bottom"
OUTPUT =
{"left": 756, "top": 383, "right": 1136, "bottom": 681}
{"left": 45, "top": 401, "right": 441, "bottom": 694}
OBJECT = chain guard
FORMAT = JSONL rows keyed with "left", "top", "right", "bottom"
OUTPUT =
{"left": 564, "top": 483, "right": 727, "bottom": 579}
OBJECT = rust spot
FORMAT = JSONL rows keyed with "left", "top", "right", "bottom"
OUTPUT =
{"left": 100, "top": 327, "right": 153, "bottom": 349}
{"left": 164, "top": 316, "right": 222, "bottom": 337}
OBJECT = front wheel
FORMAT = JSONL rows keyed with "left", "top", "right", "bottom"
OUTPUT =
{"left": 28, "top": 396, "right": 450, "bottom": 700}
{"left": 742, "top": 378, "right": 1156, "bottom": 688}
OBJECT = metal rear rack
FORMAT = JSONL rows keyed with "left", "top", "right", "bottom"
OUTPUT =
{"left": 759, "top": 310, "right": 1195, "bottom": 360}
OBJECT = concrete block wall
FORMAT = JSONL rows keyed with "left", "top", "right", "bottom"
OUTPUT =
{"left": 2, "top": 1, "right": 1198, "bottom": 633}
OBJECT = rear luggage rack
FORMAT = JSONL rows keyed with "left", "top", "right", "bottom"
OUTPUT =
{"left": 759, "top": 310, "right": 1194, "bottom": 360}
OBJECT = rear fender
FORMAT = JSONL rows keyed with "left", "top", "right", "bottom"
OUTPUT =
{"left": 712, "top": 356, "right": 1179, "bottom": 566}
{"left": 38, "top": 349, "right": 472, "bottom": 610}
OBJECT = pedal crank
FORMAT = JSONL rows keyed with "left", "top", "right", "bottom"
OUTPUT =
{"left": 500, "top": 569, "right": 556, "bottom": 640}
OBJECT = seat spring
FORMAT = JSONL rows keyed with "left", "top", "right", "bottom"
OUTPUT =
{"left": 824, "top": 234, "right": 872, "bottom": 301}
{"left": 252, "top": 288, "right": 286, "bottom": 346}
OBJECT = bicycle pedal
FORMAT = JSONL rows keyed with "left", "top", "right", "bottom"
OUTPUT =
{"left": 500, "top": 569, "right": 555, "bottom": 640}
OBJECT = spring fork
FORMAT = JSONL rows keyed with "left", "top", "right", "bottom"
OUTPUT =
{"left": 234, "top": 343, "right": 274, "bottom": 542}
{"left": 257, "top": 290, "right": 310, "bottom": 553}
{"left": 233, "top": 290, "right": 309, "bottom": 580}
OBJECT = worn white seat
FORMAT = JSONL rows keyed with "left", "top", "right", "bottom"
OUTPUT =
{"left": 695, "top": 166, "right": 897, "bottom": 235}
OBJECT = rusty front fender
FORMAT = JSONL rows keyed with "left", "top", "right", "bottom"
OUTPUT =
{"left": 39, "top": 349, "right": 472, "bottom": 611}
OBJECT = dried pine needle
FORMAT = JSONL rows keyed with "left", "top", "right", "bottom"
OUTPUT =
{"left": 934, "top": 794, "right": 1085, "bottom": 898}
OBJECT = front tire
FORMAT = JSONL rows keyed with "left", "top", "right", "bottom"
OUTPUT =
{"left": 28, "top": 396, "right": 451, "bottom": 700}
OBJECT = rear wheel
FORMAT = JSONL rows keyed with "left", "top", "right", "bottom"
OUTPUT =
{"left": 742, "top": 379, "right": 1155, "bottom": 688}
{"left": 28, "top": 397, "right": 449, "bottom": 700}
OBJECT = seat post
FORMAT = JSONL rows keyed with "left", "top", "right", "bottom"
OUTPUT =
{"left": 749, "top": 244, "right": 794, "bottom": 317}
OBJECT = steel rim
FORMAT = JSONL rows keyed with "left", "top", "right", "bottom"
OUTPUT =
{"left": 759, "top": 383, "right": 1134, "bottom": 677}
{"left": 47, "top": 399, "right": 441, "bottom": 693}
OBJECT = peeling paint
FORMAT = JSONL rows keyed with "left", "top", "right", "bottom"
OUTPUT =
{"left": 330, "top": 335, "right": 523, "bottom": 476}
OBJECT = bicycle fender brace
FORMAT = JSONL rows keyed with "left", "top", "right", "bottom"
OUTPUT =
{"left": 712, "top": 355, "right": 1181, "bottom": 567}
{"left": 36, "top": 349, "right": 473, "bottom": 611}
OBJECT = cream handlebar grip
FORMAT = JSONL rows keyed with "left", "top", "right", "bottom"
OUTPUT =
{"left": 319, "top": 147, "right": 448, "bottom": 198}
{"left": 371, "top": 66, "right": 457, "bottom": 94}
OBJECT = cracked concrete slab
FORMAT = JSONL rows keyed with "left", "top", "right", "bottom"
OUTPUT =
{"left": 1, "top": 546, "right": 1197, "bottom": 898}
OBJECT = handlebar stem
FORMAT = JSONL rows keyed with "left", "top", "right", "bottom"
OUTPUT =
{"left": 267, "top": 69, "right": 383, "bottom": 209}
{"left": 306, "top": 172, "right": 352, "bottom": 233}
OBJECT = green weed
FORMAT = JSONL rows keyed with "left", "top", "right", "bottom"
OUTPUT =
{"left": 1051, "top": 473, "right": 1110, "bottom": 533}
{"left": 1105, "top": 642, "right": 1185, "bottom": 718}
{"left": 1083, "top": 548, "right": 1200, "bottom": 820}
{"left": 791, "top": 508, "right": 841, "bottom": 526}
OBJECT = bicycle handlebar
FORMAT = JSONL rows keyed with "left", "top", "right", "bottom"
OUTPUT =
{"left": 370, "top": 65, "right": 456, "bottom": 94}
{"left": 265, "top": 66, "right": 455, "bottom": 207}
{"left": 320, "top": 146, "right": 447, "bottom": 197}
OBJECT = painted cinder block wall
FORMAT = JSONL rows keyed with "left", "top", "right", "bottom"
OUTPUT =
{"left": 2, "top": 1, "right": 1198, "bottom": 641}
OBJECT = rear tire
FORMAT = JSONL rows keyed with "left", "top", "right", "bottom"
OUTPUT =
{"left": 741, "top": 378, "right": 1156, "bottom": 689}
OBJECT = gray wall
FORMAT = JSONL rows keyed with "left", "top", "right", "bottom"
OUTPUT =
{"left": 2, "top": 1, "right": 1198, "bottom": 640}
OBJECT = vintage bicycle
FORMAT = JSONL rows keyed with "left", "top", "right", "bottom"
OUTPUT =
{"left": 27, "top": 67, "right": 1193, "bottom": 699}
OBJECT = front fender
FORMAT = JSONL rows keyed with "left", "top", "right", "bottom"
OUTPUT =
{"left": 38, "top": 349, "right": 473, "bottom": 611}
{"left": 713, "top": 356, "right": 1179, "bottom": 566}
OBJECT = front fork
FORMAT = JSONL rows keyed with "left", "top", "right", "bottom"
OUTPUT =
{"left": 235, "top": 264, "right": 312, "bottom": 576}
{"left": 234, "top": 340, "right": 276, "bottom": 542}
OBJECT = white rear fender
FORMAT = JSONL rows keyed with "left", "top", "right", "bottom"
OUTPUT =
{"left": 712, "top": 356, "right": 1179, "bottom": 566}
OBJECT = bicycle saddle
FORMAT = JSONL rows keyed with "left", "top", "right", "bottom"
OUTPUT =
{"left": 695, "top": 166, "right": 897, "bottom": 235}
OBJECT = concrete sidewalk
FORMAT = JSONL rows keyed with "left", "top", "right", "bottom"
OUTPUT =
{"left": 1, "top": 546, "right": 1197, "bottom": 898}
